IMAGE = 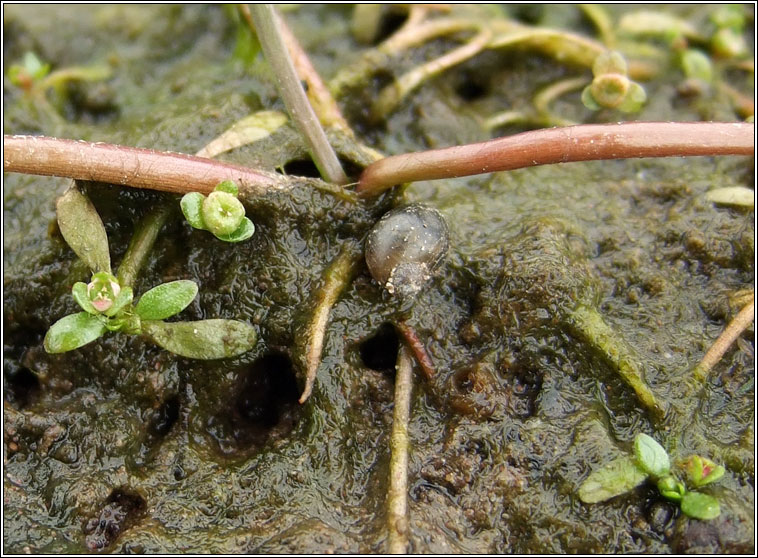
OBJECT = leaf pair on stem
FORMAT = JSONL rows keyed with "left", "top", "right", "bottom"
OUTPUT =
{"left": 44, "top": 185, "right": 257, "bottom": 359}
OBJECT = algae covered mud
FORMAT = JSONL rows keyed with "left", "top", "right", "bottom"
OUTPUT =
{"left": 3, "top": 4, "right": 754, "bottom": 553}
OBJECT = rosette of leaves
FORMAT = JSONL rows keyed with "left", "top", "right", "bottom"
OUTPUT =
{"left": 578, "top": 433, "right": 725, "bottom": 520}
{"left": 44, "top": 184, "right": 257, "bottom": 359}
{"left": 581, "top": 51, "right": 647, "bottom": 113}
{"left": 180, "top": 180, "right": 254, "bottom": 242}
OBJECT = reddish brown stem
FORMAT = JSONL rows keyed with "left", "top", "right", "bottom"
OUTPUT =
{"left": 3, "top": 134, "right": 289, "bottom": 196}
{"left": 396, "top": 321, "right": 436, "bottom": 380}
{"left": 357, "top": 121, "right": 755, "bottom": 195}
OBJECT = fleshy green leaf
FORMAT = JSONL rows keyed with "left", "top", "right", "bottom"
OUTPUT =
{"left": 135, "top": 280, "right": 198, "bottom": 321}
{"left": 634, "top": 433, "right": 670, "bottom": 478}
{"left": 56, "top": 185, "right": 111, "bottom": 273}
{"left": 581, "top": 86, "right": 602, "bottom": 111}
{"left": 44, "top": 312, "right": 107, "bottom": 353}
{"left": 214, "top": 217, "right": 255, "bottom": 243}
{"left": 578, "top": 456, "right": 648, "bottom": 504}
{"left": 617, "top": 82, "right": 647, "bottom": 113}
{"left": 141, "top": 319, "right": 257, "bottom": 359}
{"left": 214, "top": 180, "right": 239, "bottom": 195}
{"left": 180, "top": 192, "right": 207, "bottom": 230}
{"left": 680, "top": 491, "right": 721, "bottom": 520}
{"left": 72, "top": 282, "right": 97, "bottom": 314}
{"left": 104, "top": 286, "right": 134, "bottom": 317}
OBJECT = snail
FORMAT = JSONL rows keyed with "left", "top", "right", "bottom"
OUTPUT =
{"left": 365, "top": 204, "right": 450, "bottom": 299}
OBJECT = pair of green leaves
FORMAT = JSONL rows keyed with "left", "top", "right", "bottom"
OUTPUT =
{"left": 578, "top": 433, "right": 724, "bottom": 520}
{"left": 180, "top": 180, "right": 255, "bottom": 242}
{"left": 44, "top": 184, "right": 257, "bottom": 359}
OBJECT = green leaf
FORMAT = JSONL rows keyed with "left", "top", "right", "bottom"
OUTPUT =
{"left": 578, "top": 456, "right": 648, "bottom": 504}
{"left": 56, "top": 185, "right": 111, "bottom": 273}
{"left": 104, "top": 286, "right": 134, "bottom": 317}
{"left": 44, "top": 312, "right": 107, "bottom": 353}
{"left": 214, "top": 217, "right": 255, "bottom": 243}
{"left": 634, "top": 433, "right": 670, "bottom": 478}
{"left": 135, "top": 280, "right": 198, "bottom": 321}
{"left": 180, "top": 192, "right": 207, "bottom": 230}
{"left": 72, "top": 282, "right": 97, "bottom": 314}
{"left": 617, "top": 82, "right": 647, "bottom": 113}
{"left": 214, "top": 180, "right": 239, "bottom": 195}
{"left": 141, "top": 319, "right": 257, "bottom": 359}
{"left": 581, "top": 86, "right": 601, "bottom": 111}
{"left": 657, "top": 475, "right": 686, "bottom": 503}
{"left": 680, "top": 491, "right": 721, "bottom": 520}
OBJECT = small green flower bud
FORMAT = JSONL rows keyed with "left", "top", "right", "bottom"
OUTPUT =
{"left": 590, "top": 74, "right": 631, "bottom": 109}
{"left": 682, "top": 455, "right": 725, "bottom": 488}
{"left": 87, "top": 271, "right": 121, "bottom": 313}
{"left": 201, "top": 191, "right": 246, "bottom": 236}
{"left": 657, "top": 475, "right": 685, "bottom": 503}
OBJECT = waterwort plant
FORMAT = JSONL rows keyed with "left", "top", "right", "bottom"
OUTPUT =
{"left": 578, "top": 433, "right": 725, "bottom": 520}
{"left": 44, "top": 184, "right": 257, "bottom": 359}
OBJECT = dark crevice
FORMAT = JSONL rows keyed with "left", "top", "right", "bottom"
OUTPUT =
{"left": 359, "top": 322, "right": 399, "bottom": 374}
{"left": 84, "top": 489, "right": 146, "bottom": 551}
{"left": 207, "top": 352, "right": 301, "bottom": 456}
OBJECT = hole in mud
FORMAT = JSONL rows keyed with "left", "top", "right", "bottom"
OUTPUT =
{"left": 359, "top": 323, "right": 399, "bottom": 373}
{"left": 374, "top": 10, "right": 408, "bottom": 44}
{"left": 455, "top": 73, "right": 489, "bottom": 101}
{"left": 278, "top": 157, "right": 364, "bottom": 182}
{"left": 84, "top": 489, "right": 146, "bottom": 551}
{"left": 280, "top": 159, "right": 321, "bottom": 178}
{"left": 148, "top": 396, "right": 180, "bottom": 438}
{"left": 506, "top": 369, "right": 543, "bottom": 418}
{"left": 207, "top": 352, "right": 301, "bottom": 455}
{"left": 4, "top": 362, "right": 41, "bottom": 409}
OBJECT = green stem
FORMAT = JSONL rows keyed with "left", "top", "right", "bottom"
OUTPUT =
{"left": 249, "top": 5, "right": 348, "bottom": 185}
{"left": 298, "top": 241, "right": 362, "bottom": 404}
{"left": 117, "top": 204, "right": 173, "bottom": 289}
{"left": 568, "top": 304, "right": 664, "bottom": 418}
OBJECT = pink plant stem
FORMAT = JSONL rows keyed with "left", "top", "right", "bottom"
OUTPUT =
{"left": 357, "top": 121, "right": 755, "bottom": 195}
{"left": 3, "top": 134, "right": 288, "bottom": 196}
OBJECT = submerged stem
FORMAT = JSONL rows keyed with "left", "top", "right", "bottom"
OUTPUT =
{"left": 298, "top": 241, "right": 362, "bottom": 404}
{"left": 388, "top": 345, "right": 413, "bottom": 554}
{"left": 249, "top": 4, "right": 348, "bottom": 185}
{"left": 692, "top": 294, "right": 755, "bottom": 383}
{"left": 117, "top": 204, "right": 173, "bottom": 289}
{"left": 357, "top": 121, "right": 755, "bottom": 195}
{"left": 568, "top": 304, "right": 664, "bottom": 418}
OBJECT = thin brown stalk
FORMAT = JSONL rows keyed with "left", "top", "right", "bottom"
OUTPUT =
{"left": 3, "top": 134, "right": 289, "bottom": 197}
{"left": 298, "top": 242, "right": 362, "bottom": 404}
{"left": 249, "top": 5, "right": 348, "bottom": 185}
{"left": 693, "top": 295, "right": 755, "bottom": 383}
{"left": 357, "top": 121, "right": 755, "bottom": 196}
{"left": 388, "top": 345, "right": 413, "bottom": 554}
{"left": 396, "top": 321, "right": 436, "bottom": 380}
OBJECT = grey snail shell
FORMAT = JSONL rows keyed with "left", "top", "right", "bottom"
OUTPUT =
{"left": 365, "top": 204, "right": 450, "bottom": 299}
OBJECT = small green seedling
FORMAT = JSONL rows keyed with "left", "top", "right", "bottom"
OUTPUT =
{"left": 578, "top": 433, "right": 724, "bottom": 520}
{"left": 180, "top": 180, "right": 255, "bottom": 242}
{"left": 44, "top": 185, "right": 257, "bottom": 359}
{"left": 581, "top": 51, "right": 647, "bottom": 113}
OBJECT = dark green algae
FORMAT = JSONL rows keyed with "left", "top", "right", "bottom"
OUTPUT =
{"left": 3, "top": 4, "right": 754, "bottom": 553}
